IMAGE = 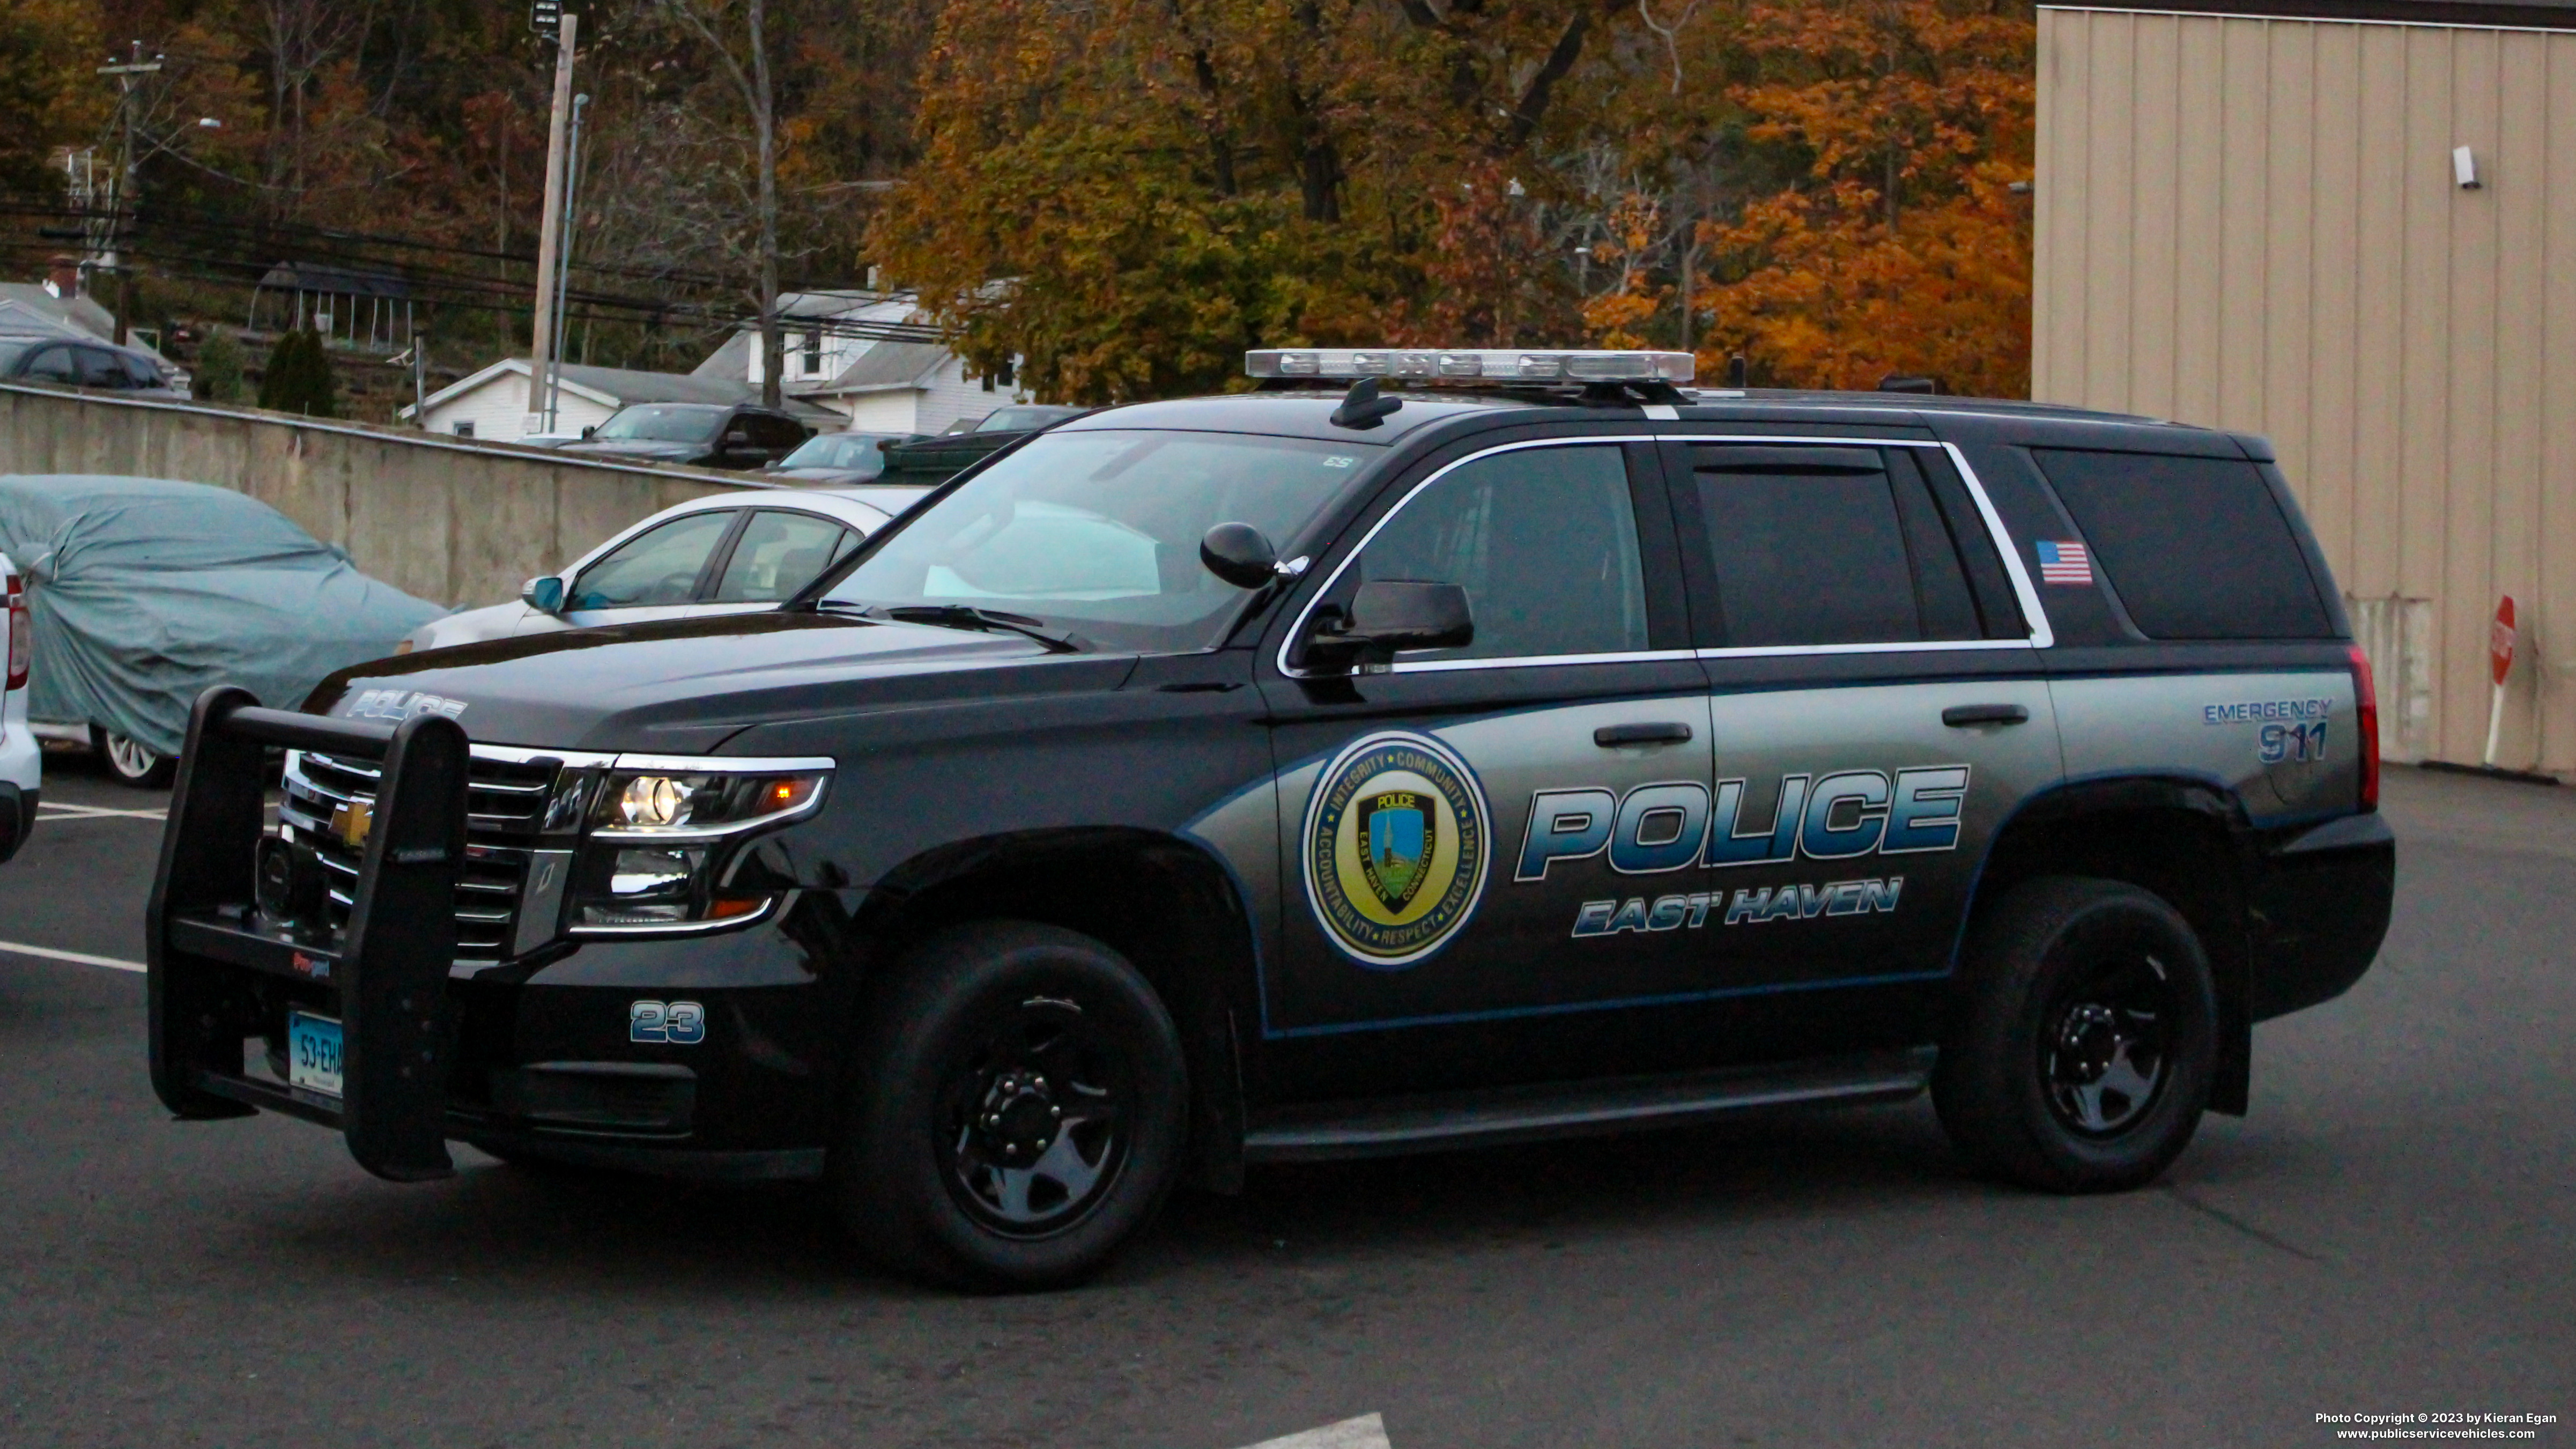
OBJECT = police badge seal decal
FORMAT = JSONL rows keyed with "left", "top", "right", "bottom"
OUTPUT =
{"left": 1304, "top": 730, "right": 1491, "bottom": 969}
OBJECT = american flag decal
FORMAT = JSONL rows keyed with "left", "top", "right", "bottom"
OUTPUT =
{"left": 2035, "top": 540, "right": 2093, "bottom": 585}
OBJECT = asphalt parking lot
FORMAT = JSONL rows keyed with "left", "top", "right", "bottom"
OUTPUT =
{"left": 0, "top": 753, "right": 2566, "bottom": 1448}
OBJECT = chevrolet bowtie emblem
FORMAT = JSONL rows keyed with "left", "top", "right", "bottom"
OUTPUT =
{"left": 329, "top": 798, "right": 373, "bottom": 850}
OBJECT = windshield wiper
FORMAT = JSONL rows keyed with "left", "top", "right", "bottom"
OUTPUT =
{"left": 823, "top": 601, "right": 1087, "bottom": 653}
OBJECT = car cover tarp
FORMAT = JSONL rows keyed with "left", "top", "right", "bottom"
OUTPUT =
{"left": 0, "top": 475, "right": 444, "bottom": 756}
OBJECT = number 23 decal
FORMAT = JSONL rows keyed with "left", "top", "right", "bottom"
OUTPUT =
{"left": 2260, "top": 721, "right": 2327, "bottom": 765}
{"left": 630, "top": 1000, "right": 706, "bottom": 1044}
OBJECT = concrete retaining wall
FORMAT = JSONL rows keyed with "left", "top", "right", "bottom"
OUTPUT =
{"left": 0, "top": 380, "right": 773, "bottom": 610}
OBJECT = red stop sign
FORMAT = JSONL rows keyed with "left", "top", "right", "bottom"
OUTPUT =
{"left": 2491, "top": 595, "right": 2518, "bottom": 686}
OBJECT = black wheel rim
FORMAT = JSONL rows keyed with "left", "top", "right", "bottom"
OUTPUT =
{"left": 2040, "top": 942, "right": 2176, "bottom": 1137}
{"left": 934, "top": 993, "right": 1132, "bottom": 1239}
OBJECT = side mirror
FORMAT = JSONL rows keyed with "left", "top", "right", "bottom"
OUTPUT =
{"left": 522, "top": 575, "right": 565, "bottom": 613}
{"left": 580, "top": 425, "right": 597, "bottom": 439}
{"left": 1200, "top": 522, "right": 1278, "bottom": 589}
{"left": 1307, "top": 580, "right": 1474, "bottom": 670}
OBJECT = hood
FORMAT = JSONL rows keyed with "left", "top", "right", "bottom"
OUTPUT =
{"left": 767, "top": 467, "right": 876, "bottom": 484}
{"left": 561, "top": 438, "right": 704, "bottom": 461}
{"left": 306, "top": 609, "right": 1137, "bottom": 754}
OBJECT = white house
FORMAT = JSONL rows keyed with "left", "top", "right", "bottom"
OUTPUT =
{"left": 691, "top": 290, "right": 1027, "bottom": 434}
{"left": 398, "top": 359, "right": 835, "bottom": 442}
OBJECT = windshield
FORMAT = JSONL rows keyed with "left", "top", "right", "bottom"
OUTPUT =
{"left": 825, "top": 428, "right": 1374, "bottom": 653}
{"left": 780, "top": 433, "right": 894, "bottom": 470}
{"left": 976, "top": 405, "right": 1074, "bottom": 433}
{"left": 594, "top": 405, "right": 724, "bottom": 443}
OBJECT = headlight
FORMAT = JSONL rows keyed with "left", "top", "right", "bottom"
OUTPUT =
{"left": 569, "top": 766, "right": 829, "bottom": 933}
{"left": 595, "top": 770, "right": 825, "bottom": 836}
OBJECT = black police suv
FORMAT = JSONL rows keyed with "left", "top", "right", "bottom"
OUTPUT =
{"left": 146, "top": 348, "right": 2393, "bottom": 1290}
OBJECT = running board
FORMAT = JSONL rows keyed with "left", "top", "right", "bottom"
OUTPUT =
{"left": 1242, "top": 1046, "right": 1937, "bottom": 1164}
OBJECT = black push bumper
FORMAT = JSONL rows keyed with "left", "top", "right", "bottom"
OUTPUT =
{"left": 147, "top": 685, "right": 472, "bottom": 1180}
{"left": 2249, "top": 810, "right": 2397, "bottom": 1021}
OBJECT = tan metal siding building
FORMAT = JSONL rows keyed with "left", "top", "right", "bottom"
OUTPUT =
{"left": 2032, "top": 0, "right": 2576, "bottom": 771}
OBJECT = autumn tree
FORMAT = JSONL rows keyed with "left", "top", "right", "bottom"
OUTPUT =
{"left": 877, "top": 0, "right": 1640, "bottom": 404}
{"left": 0, "top": 0, "right": 105, "bottom": 196}
{"left": 1694, "top": 0, "right": 2035, "bottom": 396}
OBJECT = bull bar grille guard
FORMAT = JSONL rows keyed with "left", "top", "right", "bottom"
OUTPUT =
{"left": 146, "top": 685, "right": 472, "bottom": 1181}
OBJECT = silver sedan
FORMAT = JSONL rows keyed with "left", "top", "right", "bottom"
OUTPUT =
{"left": 401, "top": 485, "right": 929, "bottom": 653}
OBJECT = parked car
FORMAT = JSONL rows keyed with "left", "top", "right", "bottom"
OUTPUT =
{"left": 399, "top": 486, "right": 925, "bottom": 653}
{"left": 557, "top": 402, "right": 813, "bottom": 470}
{"left": 877, "top": 403, "right": 1094, "bottom": 484}
{"left": 0, "top": 335, "right": 182, "bottom": 396}
{"left": 762, "top": 430, "right": 923, "bottom": 486}
{"left": 0, "top": 551, "right": 35, "bottom": 861}
{"left": 0, "top": 475, "right": 442, "bottom": 787}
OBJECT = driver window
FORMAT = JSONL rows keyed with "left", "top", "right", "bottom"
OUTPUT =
{"left": 569, "top": 511, "right": 737, "bottom": 610}
{"left": 1353, "top": 445, "right": 1648, "bottom": 662}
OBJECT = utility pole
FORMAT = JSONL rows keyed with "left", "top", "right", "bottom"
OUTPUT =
{"left": 525, "top": 5, "right": 577, "bottom": 438}
{"left": 542, "top": 92, "right": 589, "bottom": 433}
{"left": 98, "top": 44, "right": 163, "bottom": 344}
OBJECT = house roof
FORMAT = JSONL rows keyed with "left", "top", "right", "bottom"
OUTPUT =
{"left": 802, "top": 340, "right": 952, "bottom": 396}
{"left": 2040, "top": 0, "right": 2576, "bottom": 28}
{"left": 256, "top": 262, "right": 412, "bottom": 298}
{"left": 402, "top": 356, "right": 840, "bottom": 422}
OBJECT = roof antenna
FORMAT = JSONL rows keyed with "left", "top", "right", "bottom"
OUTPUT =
{"left": 1329, "top": 375, "right": 1403, "bottom": 430}
{"left": 1727, "top": 353, "right": 1748, "bottom": 388}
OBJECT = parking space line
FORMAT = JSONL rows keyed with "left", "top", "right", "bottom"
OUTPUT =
{"left": 1241, "top": 1415, "right": 1391, "bottom": 1449}
{"left": 36, "top": 802, "right": 168, "bottom": 820}
{"left": 0, "top": 940, "right": 146, "bottom": 972}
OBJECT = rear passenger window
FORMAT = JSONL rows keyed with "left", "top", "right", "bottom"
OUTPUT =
{"left": 2030, "top": 449, "right": 2331, "bottom": 639}
{"left": 23, "top": 346, "right": 77, "bottom": 382}
{"left": 1685, "top": 445, "right": 1982, "bottom": 647}
{"left": 712, "top": 512, "right": 857, "bottom": 602}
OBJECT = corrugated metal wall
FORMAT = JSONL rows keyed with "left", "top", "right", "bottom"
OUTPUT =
{"left": 2034, "top": 5, "right": 2576, "bottom": 772}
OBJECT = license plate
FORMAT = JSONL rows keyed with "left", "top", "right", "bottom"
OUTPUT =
{"left": 287, "top": 1010, "right": 343, "bottom": 1098}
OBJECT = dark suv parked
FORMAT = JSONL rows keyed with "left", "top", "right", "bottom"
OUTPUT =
{"left": 876, "top": 403, "right": 1093, "bottom": 484}
{"left": 560, "top": 402, "right": 812, "bottom": 470}
{"left": 146, "top": 349, "right": 2393, "bottom": 1293}
{"left": 0, "top": 335, "right": 179, "bottom": 395}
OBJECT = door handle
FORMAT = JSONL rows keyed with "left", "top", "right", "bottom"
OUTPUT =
{"left": 1594, "top": 721, "right": 1694, "bottom": 747}
{"left": 1942, "top": 703, "right": 2031, "bottom": 727}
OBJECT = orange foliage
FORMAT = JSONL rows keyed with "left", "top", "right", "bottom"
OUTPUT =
{"left": 1697, "top": 0, "right": 2034, "bottom": 397}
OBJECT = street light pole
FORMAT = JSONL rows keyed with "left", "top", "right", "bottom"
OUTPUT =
{"left": 525, "top": 9, "right": 578, "bottom": 439}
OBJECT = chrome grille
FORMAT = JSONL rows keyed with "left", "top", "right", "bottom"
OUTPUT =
{"left": 278, "top": 748, "right": 557, "bottom": 962}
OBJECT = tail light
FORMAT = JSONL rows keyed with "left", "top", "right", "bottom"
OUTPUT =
{"left": 2348, "top": 642, "right": 2380, "bottom": 810}
{"left": 5, "top": 574, "right": 27, "bottom": 691}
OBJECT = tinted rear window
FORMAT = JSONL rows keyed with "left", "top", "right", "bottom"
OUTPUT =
{"left": 1688, "top": 445, "right": 1983, "bottom": 647}
{"left": 2030, "top": 449, "right": 2331, "bottom": 640}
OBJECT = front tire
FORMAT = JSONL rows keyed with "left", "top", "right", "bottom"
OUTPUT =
{"left": 92, "top": 726, "right": 174, "bottom": 788}
{"left": 829, "top": 921, "right": 1188, "bottom": 1290}
{"left": 1934, "top": 876, "right": 2217, "bottom": 1193}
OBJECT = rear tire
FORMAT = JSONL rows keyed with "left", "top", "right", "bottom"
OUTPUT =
{"left": 1934, "top": 876, "right": 2216, "bottom": 1193}
{"left": 92, "top": 726, "right": 173, "bottom": 788}
{"left": 828, "top": 921, "right": 1188, "bottom": 1290}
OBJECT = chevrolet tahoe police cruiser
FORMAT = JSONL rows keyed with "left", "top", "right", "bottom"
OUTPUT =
{"left": 145, "top": 348, "right": 2394, "bottom": 1290}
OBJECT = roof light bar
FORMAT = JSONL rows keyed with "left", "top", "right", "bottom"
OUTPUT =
{"left": 1246, "top": 348, "right": 1694, "bottom": 385}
